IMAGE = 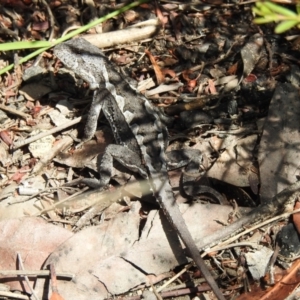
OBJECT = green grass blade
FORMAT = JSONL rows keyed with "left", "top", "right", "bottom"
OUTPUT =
{"left": 0, "top": 41, "right": 52, "bottom": 51}
{"left": 264, "top": 1, "right": 297, "bottom": 17}
{"left": 275, "top": 19, "right": 299, "bottom": 33}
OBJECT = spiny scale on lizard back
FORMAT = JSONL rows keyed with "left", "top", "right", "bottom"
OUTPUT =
{"left": 54, "top": 39, "right": 111, "bottom": 90}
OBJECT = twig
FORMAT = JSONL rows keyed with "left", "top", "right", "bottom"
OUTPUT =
{"left": 34, "top": 186, "right": 90, "bottom": 216}
{"left": 0, "top": 104, "right": 29, "bottom": 120}
{"left": 39, "top": 0, "right": 55, "bottom": 42}
{"left": 156, "top": 263, "right": 193, "bottom": 293}
{"left": 199, "top": 181, "right": 300, "bottom": 252}
{"left": 0, "top": 291, "right": 29, "bottom": 299}
{"left": 17, "top": 252, "right": 40, "bottom": 300}
{"left": 12, "top": 116, "right": 84, "bottom": 150}
{"left": 0, "top": 270, "right": 74, "bottom": 279}
{"left": 205, "top": 208, "right": 300, "bottom": 255}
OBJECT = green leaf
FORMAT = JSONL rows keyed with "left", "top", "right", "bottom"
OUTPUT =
{"left": 296, "top": 4, "right": 300, "bottom": 15}
{"left": 252, "top": 7, "right": 264, "bottom": 16}
{"left": 275, "top": 19, "right": 299, "bottom": 33}
{"left": 0, "top": 41, "right": 52, "bottom": 51}
{"left": 253, "top": 2, "right": 273, "bottom": 16}
{"left": 254, "top": 17, "right": 275, "bottom": 24}
{"left": 264, "top": 1, "right": 297, "bottom": 17}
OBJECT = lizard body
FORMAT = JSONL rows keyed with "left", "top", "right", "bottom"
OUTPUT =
{"left": 54, "top": 38, "right": 225, "bottom": 300}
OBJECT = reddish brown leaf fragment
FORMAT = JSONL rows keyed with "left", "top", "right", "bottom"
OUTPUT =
{"left": 207, "top": 79, "right": 217, "bottom": 94}
{"left": 154, "top": 1, "right": 168, "bottom": 26}
{"left": 227, "top": 62, "right": 238, "bottom": 75}
{"left": 270, "top": 64, "right": 289, "bottom": 76}
{"left": 30, "top": 105, "right": 42, "bottom": 118}
{"left": 244, "top": 74, "right": 257, "bottom": 83}
{"left": 182, "top": 70, "right": 200, "bottom": 92}
{"left": 145, "top": 50, "right": 165, "bottom": 84}
{"left": 161, "top": 69, "right": 176, "bottom": 79}
{"left": 31, "top": 21, "right": 49, "bottom": 31}
{"left": 50, "top": 264, "right": 65, "bottom": 300}
{"left": 10, "top": 166, "right": 30, "bottom": 183}
{"left": 187, "top": 79, "right": 197, "bottom": 90}
{"left": 182, "top": 70, "right": 192, "bottom": 82}
{"left": 0, "top": 130, "right": 13, "bottom": 146}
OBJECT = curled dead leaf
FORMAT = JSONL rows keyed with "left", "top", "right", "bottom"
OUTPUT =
{"left": 145, "top": 49, "right": 165, "bottom": 84}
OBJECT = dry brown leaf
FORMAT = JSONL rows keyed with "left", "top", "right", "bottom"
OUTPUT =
{"left": 145, "top": 49, "right": 165, "bottom": 84}
{"left": 35, "top": 202, "right": 232, "bottom": 299}
{"left": 227, "top": 62, "right": 238, "bottom": 75}
{"left": 54, "top": 129, "right": 114, "bottom": 171}
{"left": 0, "top": 217, "right": 73, "bottom": 293}
{"left": 9, "top": 165, "right": 30, "bottom": 183}
{"left": 0, "top": 130, "right": 13, "bottom": 146}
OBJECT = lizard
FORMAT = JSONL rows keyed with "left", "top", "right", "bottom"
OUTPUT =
{"left": 54, "top": 38, "right": 225, "bottom": 300}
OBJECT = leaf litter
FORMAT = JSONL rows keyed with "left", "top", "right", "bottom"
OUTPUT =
{"left": 0, "top": 1, "right": 300, "bottom": 299}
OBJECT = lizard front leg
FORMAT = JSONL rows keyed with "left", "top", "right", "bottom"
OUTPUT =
{"left": 80, "top": 144, "right": 148, "bottom": 189}
{"left": 81, "top": 88, "right": 108, "bottom": 143}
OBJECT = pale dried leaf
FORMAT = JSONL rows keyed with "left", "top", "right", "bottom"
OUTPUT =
{"left": 240, "top": 33, "right": 264, "bottom": 79}
{"left": 35, "top": 202, "right": 233, "bottom": 299}
{"left": 245, "top": 247, "right": 273, "bottom": 280}
{"left": 0, "top": 217, "right": 73, "bottom": 293}
{"left": 0, "top": 195, "right": 42, "bottom": 220}
{"left": 207, "top": 134, "right": 257, "bottom": 187}
{"left": 48, "top": 110, "right": 69, "bottom": 127}
{"left": 145, "top": 83, "right": 183, "bottom": 97}
{"left": 28, "top": 131, "right": 55, "bottom": 158}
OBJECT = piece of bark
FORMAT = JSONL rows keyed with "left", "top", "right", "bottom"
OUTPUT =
{"left": 258, "top": 83, "right": 300, "bottom": 203}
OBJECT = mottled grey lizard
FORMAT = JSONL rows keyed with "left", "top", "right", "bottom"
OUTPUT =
{"left": 54, "top": 38, "right": 225, "bottom": 300}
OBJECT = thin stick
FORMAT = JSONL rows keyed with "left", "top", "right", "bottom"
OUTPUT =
{"left": 0, "top": 270, "right": 74, "bottom": 279}
{"left": 12, "top": 116, "right": 84, "bottom": 150}
{"left": 17, "top": 253, "right": 40, "bottom": 300}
